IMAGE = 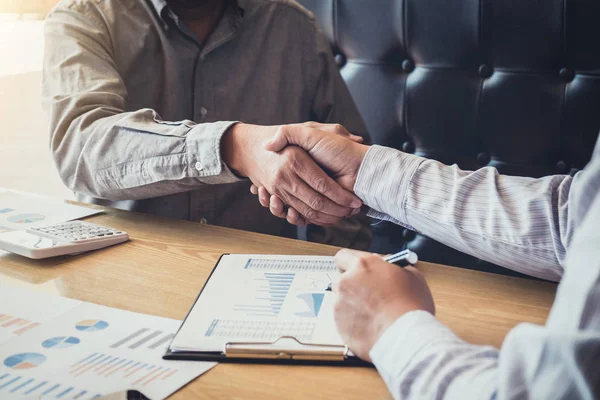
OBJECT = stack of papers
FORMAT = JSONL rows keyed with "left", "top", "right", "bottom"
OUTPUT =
{"left": 0, "top": 285, "right": 215, "bottom": 399}
{"left": 0, "top": 190, "right": 102, "bottom": 233}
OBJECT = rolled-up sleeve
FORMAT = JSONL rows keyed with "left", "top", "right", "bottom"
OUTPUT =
{"left": 42, "top": 2, "right": 242, "bottom": 201}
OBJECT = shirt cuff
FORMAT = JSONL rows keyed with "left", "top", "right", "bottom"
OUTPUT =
{"left": 186, "top": 120, "right": 245, "bottom": 184}
{"left": 354, "top": 146, "right": 425, "bottom": 227}
{"left": 370, "top": 310, "right": 460, "bottom": 387}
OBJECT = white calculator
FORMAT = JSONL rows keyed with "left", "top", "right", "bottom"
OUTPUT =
{"left": 0, "top": 221, "right": 129, "bottom": 259}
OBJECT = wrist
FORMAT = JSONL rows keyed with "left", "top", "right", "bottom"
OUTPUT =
{"left": 222, "top": 123, "right": 250, "bottom": 177}
{"left": 347, "top": 144, "right": 370, "bottom": 190}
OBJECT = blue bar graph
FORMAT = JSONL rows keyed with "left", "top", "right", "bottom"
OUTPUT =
{"left": 72, "top": 352, "right": 97, "bottom": 367}
{"left": 25, "top": 381, "right": 47, "bottom": 395}
{"left": 0, "top": 374, "right": 93, "bottom": 399}
{"left": 42, "top": 383, "right": 60, "bottom": 395}
{"left": 10, "top": 378, "right": 33, "bottom": 393}
{"left": 57, "top": 386, "right": 74, "bottom": 398}
{"left": 233, "top": 272, "right": 294, "bottom": 316}
{"left": 0, "top": 376, "right": 20, "bottom": 390}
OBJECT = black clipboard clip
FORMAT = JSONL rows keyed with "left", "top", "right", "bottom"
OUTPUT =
{"left": 224, "top": 336, "right": 349, "bottom": 361}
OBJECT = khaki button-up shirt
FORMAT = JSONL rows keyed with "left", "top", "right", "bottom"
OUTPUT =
{"left": 43, "top": 0, "right": 370, "bottom": 246}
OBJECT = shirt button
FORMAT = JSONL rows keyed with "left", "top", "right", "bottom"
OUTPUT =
{"left": 200, "top": 218, "right": 208, "bottom": 224}
{"left": 200, "top": 107, "right": 208, "bottom": 117}
{"left": 195, "top": 162, "right": 204, "bottom": 171}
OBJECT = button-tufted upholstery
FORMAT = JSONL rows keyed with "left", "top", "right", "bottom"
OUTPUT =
{"left": 297, "top": 0, "right": 600, "bottom": 275}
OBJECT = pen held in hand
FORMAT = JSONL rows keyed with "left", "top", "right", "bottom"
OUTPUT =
{"left": 325, "top": 249, "right": 418, "bottom": 291}
{"left": 384, "top": 249, "right": 419, "bottom": 267}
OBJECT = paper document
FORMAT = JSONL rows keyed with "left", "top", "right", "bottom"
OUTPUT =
{"left": 0, "top": 190, "right": 102, "bottom": 233}
{"left": 0, "top": 285, "right": 81, "bottom": 345}
{"left": 0, "top": 285, "right": 215, "bottom": 399}
{"left": 170, "top": 254, "right": 343, "bottom": 353}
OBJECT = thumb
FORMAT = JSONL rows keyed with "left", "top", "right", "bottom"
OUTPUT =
{"left": 265, "top": 125, "right": 317, "bottom": 152}
{"left": 264, "top": 126, "right": 289, "bottom": 152}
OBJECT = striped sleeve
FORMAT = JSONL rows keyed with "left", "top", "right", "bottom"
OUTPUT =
{"left": 354, "top": 145, "right": 579, "bottom": 281}
{"left": 365, "top": 147, "right": 600, "bottom": 400}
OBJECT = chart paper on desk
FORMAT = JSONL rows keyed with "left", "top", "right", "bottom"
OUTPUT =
{"left": 0, "top": 190, "right": 102, "bottom": 233}
{"left": 170, "top": 254, "right": 344, "bottom": 352}
{"left": 0, "top": 284, "right": 81, "bottom": 345}
{"left": 0, "top": 286, "right": 216, "bottom": 400}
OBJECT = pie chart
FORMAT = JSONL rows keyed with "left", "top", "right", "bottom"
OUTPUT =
{"left": 4, "top": 353, "right": 46, "bottom": 369}
{"left": 42, "top": 336, "right": 80, "bottom": 349}
{"left": 7, "top": 213, "right": 46, "bottom": 224}
{"left": 75, "top": 320, "right": 109, "bottom": 332}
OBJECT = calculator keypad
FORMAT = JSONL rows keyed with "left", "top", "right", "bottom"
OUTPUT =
{"left": 28, "top": 221, "right": 126, "bottom": 243}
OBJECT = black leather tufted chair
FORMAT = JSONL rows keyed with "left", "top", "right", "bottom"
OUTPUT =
{"left": 296, "top": 0, "right": 600, "bottom": 276}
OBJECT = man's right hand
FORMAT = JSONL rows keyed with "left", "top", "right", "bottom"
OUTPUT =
{"left": 250, "top": 123, "right": 370, "bottom": 225}
{"left": 221, "top": 122, "right": 363, "bottom": 226}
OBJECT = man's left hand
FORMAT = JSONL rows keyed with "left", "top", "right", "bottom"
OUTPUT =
{"left": 332, "top": 249, "right": 435, "bottom": 362}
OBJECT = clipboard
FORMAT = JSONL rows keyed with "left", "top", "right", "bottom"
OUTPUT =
{"left": 163, "top": 254, "right": 371, "bottom": 367}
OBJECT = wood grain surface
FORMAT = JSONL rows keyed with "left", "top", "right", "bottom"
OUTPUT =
{"left": 0, "top": 206, "right": 558, "bottom": 399}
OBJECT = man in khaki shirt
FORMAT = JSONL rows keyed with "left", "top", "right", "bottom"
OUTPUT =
{"left": 43, "top": 0, "right": 371, "bottom": 247}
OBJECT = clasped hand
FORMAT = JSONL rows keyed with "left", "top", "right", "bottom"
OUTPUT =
{"left": 241, "top": 121, "right": 369, "bottom": 226}
{"left": 222, "top": 121, "right": 367, "bottom": 226}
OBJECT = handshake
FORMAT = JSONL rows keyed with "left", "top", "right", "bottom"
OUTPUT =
{"left": 221, "top": 122, "right": 370, "bottom": 226}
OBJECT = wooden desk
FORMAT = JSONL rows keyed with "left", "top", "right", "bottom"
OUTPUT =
{"left": 0, "top": 207, "right": 558, "bottom": 399}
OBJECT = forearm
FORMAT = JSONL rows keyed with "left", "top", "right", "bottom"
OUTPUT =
{"left": 43, "top": 5, "right": 242, "bottom": 201}
{"left": 355, "top": 146, "right": 577, "bottom": 281}
{"left": 50, "top": 103, "right": 241, "bottom": 200}
{"left": 371, "top": 311, "right": 498, "bottom": 400}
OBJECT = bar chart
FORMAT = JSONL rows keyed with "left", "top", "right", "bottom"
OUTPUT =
{"left": 69, "top": 352, "right": 179, "bottom": 386}
{"left": 0, "top": 373, "right": 100, "bottom": 399}
{"left": 0, "top": 314, "right": 40, "bottom": 336}
{"left": 233, "top": 272, "right": 295, "bottom": 317}
{"left": 0, "top": 285, "right": 215, "bottom": 400}
{"left": 110, "top": 329, "right": 174, "bottom": 351}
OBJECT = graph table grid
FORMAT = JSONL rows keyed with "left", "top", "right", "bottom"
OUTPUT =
{"left": 244, "top": 258, "right": 336, "bottom": 272}
{"left": 205, "top": 319, "right": 316, "bottom": 342}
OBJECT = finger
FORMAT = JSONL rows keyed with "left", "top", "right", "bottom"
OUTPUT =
{"left": 279, "top": 188, "right": 342, "bottom": 225}
{"left": 266, "top": 124, "right": 363, "bottom": 153}
{"left": 269, "top": 194, "right": 287, "bottom": 218}
{"left": 331, "top": 280, "right": 341, "bottom": 293}
{"left": 405, "top": 265, "right": 427, "bottom": 284}
{"left": 250, "top": 184, "right": 258, "bottom": 195}
{"left": 265, "top": 125, "right": 313, "bottom": 152}
{"left": 285, "top": 176, "right": 354, "bottom": 221}
{"left": 296, "top": 157, "right": 362, "bottom": 209}
{"left": 256, "top": 186, "right": 271, "bottom": 208}
{"left": 334, "top": 249, "right": 370, "bottom": 273}
{"left": 286, "top": 207, "right": 307, "bottom": 226}
{"left": 308, "top": 123, "right": 364, "bottom": 143}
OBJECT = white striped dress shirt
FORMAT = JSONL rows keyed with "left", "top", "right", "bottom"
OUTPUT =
{"left": 353, "top": 137, "right": 600, "bottom": 399}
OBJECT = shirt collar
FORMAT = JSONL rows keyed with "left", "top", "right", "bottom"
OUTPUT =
{"left": 148, "top": 0, "right": 169, "bottom": 22}
{"left": 148, "top": 0, "right": 245, "bottom": 27}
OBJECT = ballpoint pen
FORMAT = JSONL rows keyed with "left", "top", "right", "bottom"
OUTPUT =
{"left": 325, "top": 249, "right": 419, "bottom": 291}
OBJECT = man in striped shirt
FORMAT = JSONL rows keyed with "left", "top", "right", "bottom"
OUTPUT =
{"left": 251, "top": 124, "right": 600, "bottom": 399}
